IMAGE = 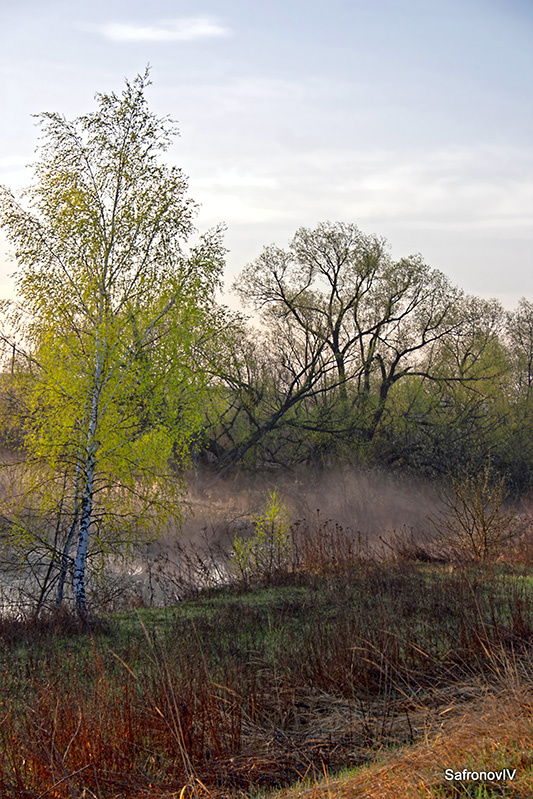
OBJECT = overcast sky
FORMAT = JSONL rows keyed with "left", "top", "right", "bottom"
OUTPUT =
{"left": 0, "top": 0, "right": 531, "bottom": 309}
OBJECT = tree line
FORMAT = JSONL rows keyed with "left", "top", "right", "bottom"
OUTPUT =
{"left": 207, "top": 232, "right": 532, "bottom": 495}
{"left": 0, "top": 71, "right": 531, "bottom": 617}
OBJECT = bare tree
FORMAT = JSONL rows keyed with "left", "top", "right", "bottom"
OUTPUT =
{"left": 228, "top": 222, "right": 462, "bottom": 464}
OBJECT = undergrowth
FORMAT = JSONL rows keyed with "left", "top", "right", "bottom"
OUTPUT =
{"left": 1, "top": 554, "right": 533, "bottom": 798}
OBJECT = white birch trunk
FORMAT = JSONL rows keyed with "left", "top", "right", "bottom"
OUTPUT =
{"left": 73, "top": 344, "right": 103, "bottom": 620}
{"left": 72, "top": 456, "right": 95, "bottom": 619}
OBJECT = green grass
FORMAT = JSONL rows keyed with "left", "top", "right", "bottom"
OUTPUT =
{"left": 1, "top": 561, "right": 533, "bottom": 797}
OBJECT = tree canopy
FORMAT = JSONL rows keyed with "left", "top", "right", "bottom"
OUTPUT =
{"left": 0, "top": 69, "right": 226, "bottom": 617}
{"left": 217, "top": 222, "right": 463, "bottom": 464}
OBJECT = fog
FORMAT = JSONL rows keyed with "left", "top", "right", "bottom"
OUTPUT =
{"left": 177, "top": 466, "right": 444, "bottom": 548}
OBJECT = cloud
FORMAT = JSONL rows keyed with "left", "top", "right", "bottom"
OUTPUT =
{"left": 194, "top": 171, "right": 278, "bottom": 190}
{"left": 100, "top": 17, "right": 231, "bottom": 42}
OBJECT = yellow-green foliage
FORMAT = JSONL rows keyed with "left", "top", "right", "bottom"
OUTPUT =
{"left": 232, "top": 490, "right": 292, "bottom": 582}
{"left": 0, "top": 70, "right": 232, "bottom": 613}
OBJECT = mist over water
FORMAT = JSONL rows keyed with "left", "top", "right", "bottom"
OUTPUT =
{"left": 178, "top": 466, "right": 444, "bottom": 547}
{"left": 1, "top": 457, "right": 530, "bottom": 614}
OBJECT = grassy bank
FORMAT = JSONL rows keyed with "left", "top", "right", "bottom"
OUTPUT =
{"left": 1, "top": 558, "right": 533, "bottom": 798}
{"left": 274, "top": 677, "right": 533, "bottom": 798}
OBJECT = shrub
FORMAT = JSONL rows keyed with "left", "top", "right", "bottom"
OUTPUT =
{"left": 432, "top": 465, "right": 518, "bottom": 561}
{"left": 231, "top": 490, "right": 291, "bottom": 583}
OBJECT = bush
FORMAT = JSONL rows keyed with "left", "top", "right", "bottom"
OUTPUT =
{"left": 432, "top": 465, "right": 519, "bottom": 561}
{"left": 231, "top": 490, "right": 291, "bottom": 583}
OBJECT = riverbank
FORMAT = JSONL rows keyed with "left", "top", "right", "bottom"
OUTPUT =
{"left": 1, "top": 559, "right": 533, "bottom": 797}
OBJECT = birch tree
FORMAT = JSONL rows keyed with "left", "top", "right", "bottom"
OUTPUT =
{"left": 0, "top": 70, "right": 225, "bottom": 619}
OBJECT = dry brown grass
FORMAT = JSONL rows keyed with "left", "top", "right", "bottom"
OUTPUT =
{"left": 2, "top": 504, "right": 533, "bottom": 798}
{"left": 273, "top": 668, "right": 533, "bottom": 798}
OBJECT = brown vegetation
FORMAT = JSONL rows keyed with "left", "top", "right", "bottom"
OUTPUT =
{"left": 1, "top": 518, "right": 533, "bottom": 798}
{"left": 276, "top": 676, "right": 533, "bottom": 798}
